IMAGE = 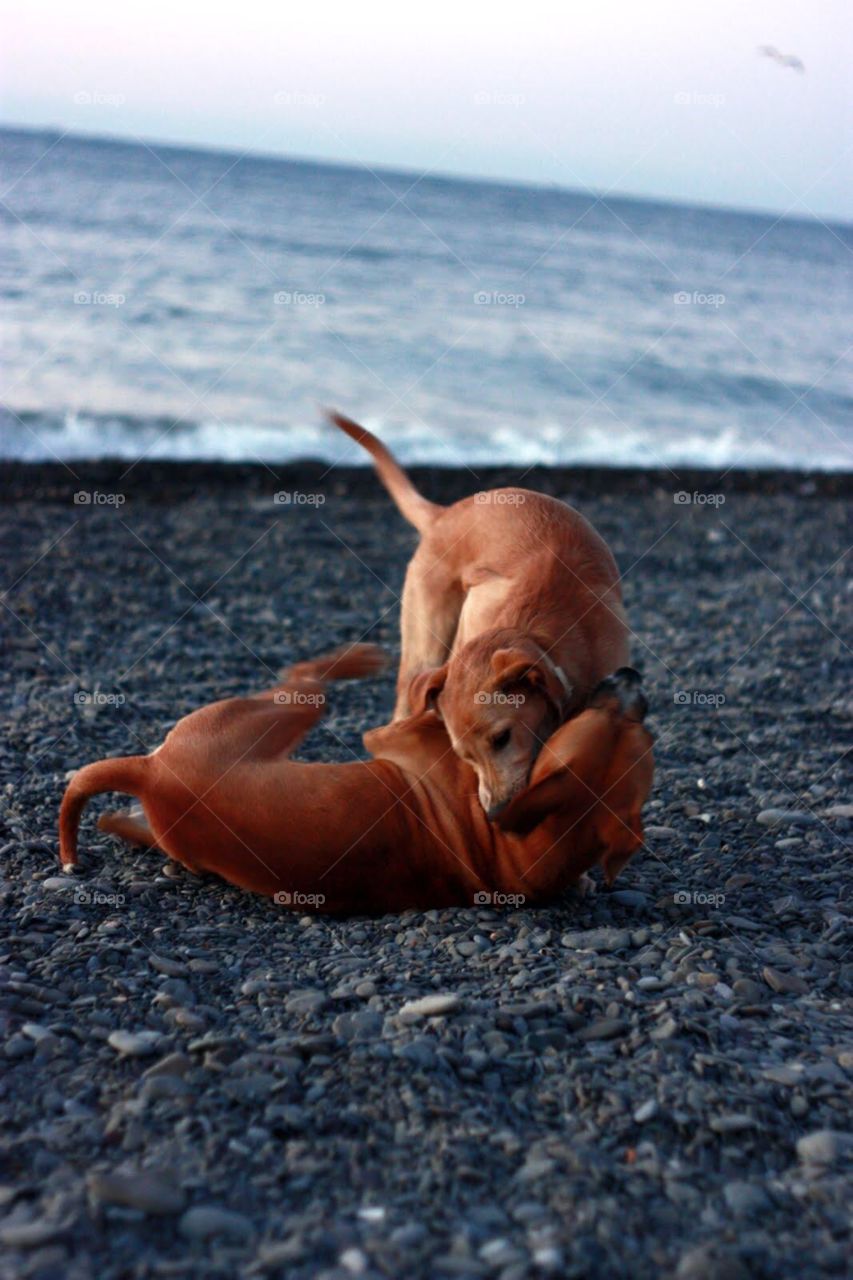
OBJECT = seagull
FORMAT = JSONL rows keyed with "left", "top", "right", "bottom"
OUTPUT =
{"left": 758, "top": 45, "right": 806, "bottom": 73}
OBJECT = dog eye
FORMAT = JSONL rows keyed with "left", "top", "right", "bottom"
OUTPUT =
{"left": 491, "top": 729, "right": 511, "bottom": 751}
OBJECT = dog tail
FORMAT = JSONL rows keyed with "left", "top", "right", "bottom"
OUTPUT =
{"left": 326, "top": 410, "right": 441, "bottom": 533}
{"left": 283, "top": 642, "right": 388, "bottom": 685}
{"left": 59, "top": 756, "right": 149, "bottom": 870}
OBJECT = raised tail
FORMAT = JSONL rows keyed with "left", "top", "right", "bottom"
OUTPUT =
{"left": 281, "top": 642, "right": 388, "bottom": 685}
{"left": 59, "top": 756, "right": 149, "bottom": 870}
{"left": 326, "top": 410, "right": 441, "bottom": 534}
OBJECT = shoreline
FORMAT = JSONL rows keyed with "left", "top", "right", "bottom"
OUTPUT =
{"left": 2, "top": 458, "right": 851, "bottom": 505}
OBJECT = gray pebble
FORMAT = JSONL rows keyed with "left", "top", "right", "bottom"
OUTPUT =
{"left": 107, "top": 1030, "right": 164, "bottom": 1057}
{"left": 88, "top": 1169, "right": 185, "bottom": 1214}
{"left": 756, "top": 808, "right": 817, "bottom": 827}
{"left": 763, "top": 966, "right": 808, "bottom": 995}
{"left": 723, "top": 1181, "right": 770, "bottom": 1216}
{"left": 796, "top": 1130, "right": 853, "bottom": 1165}
{"left": 179, "top": 1205, "right": 254, "bottom": 1241}
{"left": 398, "top": 993, "right": 461, "bottom": 1021}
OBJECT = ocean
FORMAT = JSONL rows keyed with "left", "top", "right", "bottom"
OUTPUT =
{"left": 2, "top": 127, "right": 851, "bottom": 470}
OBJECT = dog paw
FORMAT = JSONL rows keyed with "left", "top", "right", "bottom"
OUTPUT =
{"left": 574, "top": 871, "right": 597, "bottom": 899}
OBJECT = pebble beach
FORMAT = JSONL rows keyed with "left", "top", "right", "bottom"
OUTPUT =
{"left": 0, "top": 460, "right": 850, "bottom": 1279}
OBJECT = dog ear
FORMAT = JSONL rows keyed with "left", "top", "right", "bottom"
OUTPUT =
{"left": 490, "top": 646, "right": 569, "bottom": 715}
{"left": 405, "top": 664, "right": 448, "bottom": 719}
{"left": 596, "top": 722, "right": 654, "bottom": 883}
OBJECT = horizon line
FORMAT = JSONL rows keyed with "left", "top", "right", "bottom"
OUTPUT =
{"left": 3, "top": 120, "right": 851, "bottom": 231}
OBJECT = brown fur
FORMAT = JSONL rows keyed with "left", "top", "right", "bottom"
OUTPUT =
{"left": 58, "top": 646, "right": 653, "bottom": 914}
{"left": 327, "top": 412, "right": 629, "bottom": 815}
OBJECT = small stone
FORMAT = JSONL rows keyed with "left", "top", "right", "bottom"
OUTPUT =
{"left": 41, "top": 877, "right": 75, "bottom": 892}
{"left": 107, "top": 1030, "right": 163, "bottom": 1057}
{"left": 333, "top": 1011, "right": 383, "bottom": 1041}
{"left": 561, "top": 927, "right": 631, "bottom": 952}
{"left": 650, "top": 1016, "right": 678, "bottom": 1041}
{"left": 0, "top": 1217, "right": 71, "bottom": 1248}
{"left": 140, "top": 1076, "right": 194, "bottom": 1103}
{"left": 87, "top": 1170, "right": 184, "bottom": 1214}
{"left": 340, "top": 1246, "right": 369, "bottom": 1273}
{"left": 634, "top": 1099, "right": 658, "bottom": 1123}
{"left": 480, "top": 1238, "right": 521, "bottom": 1266}
{"left": 149, "top": 954, "right": 188, "bottom": 977}
{"left": 21, "top": 1023, "right": 53, "bottom": 1043}
{"left": 732, "top": 978, "right": 765, "bottom": 1003}
{"left": 825, "top": 803, "right": 853, "bottom": 818}
{"left": 253, "top": 1239, "right": 305, "bottom": 1267}
{"left": 143, "top": 1052, "right": 192, "bottom": 1079}
{"left": 609, "top": 890, "right": 648, "bottom": 908}
{"left": 676, "top": 1245, "right": 754, "bottom": 1280}
{"left": 763, "top": 1065, "right": 803, "bottom": 1086}
{"left": 723, "top": 1181, "right": 769, "bottom": 1216}
{"left": 284, "top": 990, "right": 327, "bottom": 1016}
{"left": 762, "top": 966, "right": 808, "bottom": 995}
{"left": 5, "top": 1035, "right": 33, "bottom": 1059}
{"left": 796, "top": 1130, "right": 853, "bottom": 1165}
{"left": 645, "top": 825, "right": 677, "bottom": 839}
{"left": 170, "top": 1008, "right": 205, "bottom": 1033}
{"left": 179, "top": 1205, "right": 254, "bottom": 1241}
{"left": 710, "top": 1114, "right": 756, "bottom": 1133}
{"left": 756, "top": 808, "right": 816, "bottom": 827}
{"left": 398, "top": 993, "right": 461, "bottom": 1022}
{"left": 357, "top": 1206, "right": 386, "bottom": 1223}
{"left": 578, "top": 1018, "right": 626, "bottom": 1041}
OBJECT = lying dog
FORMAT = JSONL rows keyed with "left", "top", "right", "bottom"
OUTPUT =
{"left": 328, "top": 412, "right": 629, "bottom": 817}
{"left": 58, "top": 646, "right": 653, "bottom": 914}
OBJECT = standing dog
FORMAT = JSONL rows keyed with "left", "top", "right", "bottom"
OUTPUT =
{"left": 328, "top": 412, "right": 629, "bottom": 817}
{"left": 59, "top": 646, "right": 653, "bottom": 913}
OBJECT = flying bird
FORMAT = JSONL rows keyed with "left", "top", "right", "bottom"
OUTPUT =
{"left": 758, "top": 45, "right": 806, "bottom": 73}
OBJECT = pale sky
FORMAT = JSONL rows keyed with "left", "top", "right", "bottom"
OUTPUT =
{"left": 3, "top": 0, "right": 851, "bottom": 219}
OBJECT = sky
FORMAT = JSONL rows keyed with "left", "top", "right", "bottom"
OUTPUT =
{"left": 3, "top": 0, "right": 851, "bottom": 220}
